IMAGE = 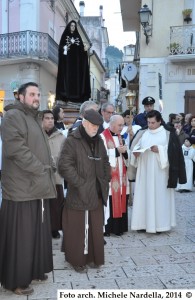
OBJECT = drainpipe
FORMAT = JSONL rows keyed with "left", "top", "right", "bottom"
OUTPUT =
{"left": 89, "top": 46, "right": 94, "bottom": 100}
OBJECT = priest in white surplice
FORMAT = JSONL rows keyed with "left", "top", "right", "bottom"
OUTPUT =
{"left": 129, "top": 110, "right": 186, "bottom": 233}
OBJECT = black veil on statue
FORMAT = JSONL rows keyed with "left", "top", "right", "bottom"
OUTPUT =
{"left": 55, "top": 20, "right": 91, "bottom": 103}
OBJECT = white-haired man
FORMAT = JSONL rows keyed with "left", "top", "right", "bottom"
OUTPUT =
{"left": 101, "top": 114, "right": 129, "bottom": 236}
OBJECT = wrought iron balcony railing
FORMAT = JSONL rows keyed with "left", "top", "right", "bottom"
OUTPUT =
{"left": 170, "top": 25, "right": 195, "bottom": 55}
{"left": 0, "top": 30, "right": 59, "bottom": 64}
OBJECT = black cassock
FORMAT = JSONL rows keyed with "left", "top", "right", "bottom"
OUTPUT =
{"left": 56, "top": 20, "right": 91, "bottom": 103}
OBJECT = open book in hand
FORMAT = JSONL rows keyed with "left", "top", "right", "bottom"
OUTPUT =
{"left": 132, "top": 146, "right": 151, "bottom": 153}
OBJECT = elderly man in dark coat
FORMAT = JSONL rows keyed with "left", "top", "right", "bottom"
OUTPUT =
{"left": 58, "top": 109, "right": 111, "bottom": 273}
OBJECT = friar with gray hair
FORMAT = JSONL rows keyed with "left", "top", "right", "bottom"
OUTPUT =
{"left": 68, "top": 100, "right": 99, "bottom": 134}
{"left": 58, "top": 109, "right": 111, "bottom": 273}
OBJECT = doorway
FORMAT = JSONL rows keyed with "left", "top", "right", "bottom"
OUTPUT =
{"left": 184, "top": 90, "right": 195, "bottom": 114}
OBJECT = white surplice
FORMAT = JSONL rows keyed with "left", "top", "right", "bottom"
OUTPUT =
{"left": 131, "top": 126, "right": 176, "bottom": 233}
{"left": 101, "top": 133, "right": 129, "bottom": 226}
{"left": 121, "top": 125, "right": 141, "bottom": 148}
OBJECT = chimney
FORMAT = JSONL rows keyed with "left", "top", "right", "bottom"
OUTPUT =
{"left": 99, "top": 5, "right": 104, "bottom": 26}
{"left": 99, "top": 5, "right": 103, "bottom": 18}
{"left": 79, "top": 1, "right": 85, "bottom": 16}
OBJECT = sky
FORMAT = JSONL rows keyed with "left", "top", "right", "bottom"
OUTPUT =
{"left": 74, "top": 0, "right": 136, "bottom": 50}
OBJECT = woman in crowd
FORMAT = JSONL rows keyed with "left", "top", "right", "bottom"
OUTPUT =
{"left": 183, "top": 113, "right": 192, "bottom": 134}
{"left": 174, "top": 120, "right": 189, "bottom": 146}
{"left": 189, "top": 115, "right": 195, "bottom": 186}
{"left": 176, "top": 113, "right": 185, "bottom": 125}
{"left": 166, "top": 113, "right": 177, "bottom": 128}
{"left": 52, "top": 106, "right": 66, "bottom": 131}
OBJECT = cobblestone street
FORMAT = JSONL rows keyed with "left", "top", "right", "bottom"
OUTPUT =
{"left": 0, "top": 188, "right": 195, "bottom": 299}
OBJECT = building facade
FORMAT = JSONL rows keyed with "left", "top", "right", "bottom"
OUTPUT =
{"left": 120, "top": 0, "right": 195, "bottom": 121}
{"left": 0, "top": 0, "right": 108, "bottom": 111}
{"left": 78, "top": 1, "right": 109, "bottom": 104}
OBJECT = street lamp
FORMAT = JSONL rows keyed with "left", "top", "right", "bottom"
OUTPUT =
{"left": 138, "top": 4, "right": 152, "bottom": 45}
{"left": 48, "top": 91, "right": 55, "bottom": 109}
{"left": 125, "top": 91, "right": 136, "bottom": 110}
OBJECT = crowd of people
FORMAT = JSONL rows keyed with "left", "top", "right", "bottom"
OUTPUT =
{"left": 0, "top": 82, "right": 194, "bottom": 295}
{"left": 166, "top": 112, "right": 195, "bottom": 192}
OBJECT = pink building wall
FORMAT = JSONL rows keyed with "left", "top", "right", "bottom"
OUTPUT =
{"left": 8, "top": 0, "right": 20, "bottom": 33}
{"left": 0, "top": 1, "right": 2, "bottom": 33}
{"left": 0, "top": 0, "right": 20, "bottom": 34}
{"left": 39, "top": 2, "right": 68, "bottom": 44}
{"left": 1, "top": 0, "right": 67, "bottom": 44}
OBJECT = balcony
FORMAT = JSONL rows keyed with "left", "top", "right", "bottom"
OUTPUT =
{"left": 168, "top": 25, "right": 195, "bottom": 62}
{"left": 0, "top": 30, "right": 59, "bottom": 74}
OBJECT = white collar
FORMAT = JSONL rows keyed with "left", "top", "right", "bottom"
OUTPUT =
{"left": 148, "top": 125, "right": 164, "bottom": 134}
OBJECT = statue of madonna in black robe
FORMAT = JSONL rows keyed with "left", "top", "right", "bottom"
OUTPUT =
{"left": 55, "top": 20, "right": 91, "bottom": 103}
